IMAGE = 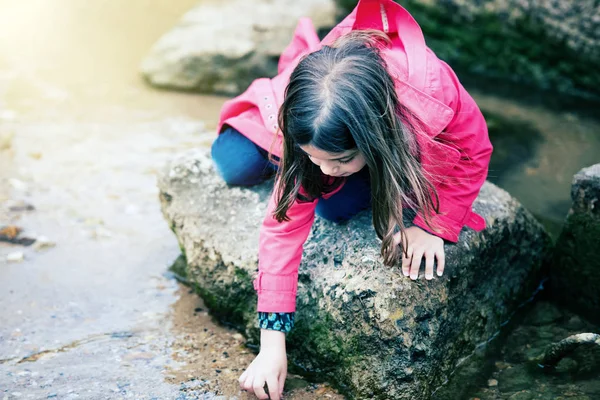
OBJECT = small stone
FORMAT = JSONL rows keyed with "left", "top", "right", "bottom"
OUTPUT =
{"left": 0, "top": 225, "right": 21, "bottom": 238}
{"left": 7, "top": 201, "right": 35, "bottom": 212}
{"left": 0, "top": 131, "right": 14, "bottom": 150}
{"left": 9, "top": 179, "right": 28, "bottom": 192}
{"left": 33, "top": 236, "right": 56, "bottom": 251}
{"left": 7, "top": 252, "right": 24, "bottom": 263}
{"left": 488, "top": 379, "right": 498, "bottom": 387}
{"left": 495, "top": 361, "right": 510, "bottom": 369}
{"left": 90, "top": 226, "right": 112, "bottom": 239}
{"left": 508, "top": 390, "right": 534, "bottom": 400}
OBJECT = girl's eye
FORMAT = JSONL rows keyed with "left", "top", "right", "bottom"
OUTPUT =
{"left": 338, "top": 157, "right": 354, "bottom": 164}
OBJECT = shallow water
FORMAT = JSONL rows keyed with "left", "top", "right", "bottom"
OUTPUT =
{"left": 1, "top": 1, "right": 599, "bottom": 399}
{"left": 0, "top": 0, "right": 340, "bottom": 398}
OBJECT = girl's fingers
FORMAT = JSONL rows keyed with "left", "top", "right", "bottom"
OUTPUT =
{"left": 402, "top": 247, "right": 412, "bottom": 277}
{"left": 424, "top": 251, "right": 434, "bottom": 280}
{"left": 410, "top": 249, "right": 424, "bottom": 280}
{"left": 243, "top": 373, "right": 254, "bottom": 391}
{"left": 253, "top": 377, "right": 268, "bottom": 399}
{"left": 238, "top": 370, "right": 248, "bottom": 387}
{"left": 267, "top": 376, "right": 280, "bottom": 400}
{"left": 278, "top": 372, "right": 286, "bottom": 398}
{"left": 436, "top": 247, "right": 446, "bottom": 277}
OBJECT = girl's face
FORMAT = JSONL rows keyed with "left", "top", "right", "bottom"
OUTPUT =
{"left": 299, "top": 144, "right": 367, "bottom": 177}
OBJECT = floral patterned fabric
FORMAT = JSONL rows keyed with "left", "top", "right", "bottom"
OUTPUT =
{"left": 257, "top": 312, "right": 295, "bottom": 333}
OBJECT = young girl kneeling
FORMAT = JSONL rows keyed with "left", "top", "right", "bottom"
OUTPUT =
{"left": 211, "top": 0, "right": 492, "bottom": 398}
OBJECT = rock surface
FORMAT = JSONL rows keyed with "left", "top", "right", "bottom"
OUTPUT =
{"left": 141, "top": 0, "right": 336, "bottom": 95}
{"left": 429, "top": 0, "right": 600, "bottom": 62}
{"left": 336, "top": 0, "right": 600, "bottom": 96}
{"left": 551, "top": 163, "right": 600, "bottom": 324}
{"left": 157, "top": 149, "right": 551, "bottom": 399}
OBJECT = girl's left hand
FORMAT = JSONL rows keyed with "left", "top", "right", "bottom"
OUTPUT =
{"left": 395, "top": 226, "right": 445, "bottom": 280}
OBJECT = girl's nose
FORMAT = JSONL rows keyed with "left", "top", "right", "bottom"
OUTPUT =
{"left": 321, "top": 163, "right": 339, "bottom": 176}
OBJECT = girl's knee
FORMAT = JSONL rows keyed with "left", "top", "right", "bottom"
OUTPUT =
{"left": 211, "top": 127, "right": 273, "bottom": 186}
{"left": 211, "top": 127, "right": 237, "bottom": 166}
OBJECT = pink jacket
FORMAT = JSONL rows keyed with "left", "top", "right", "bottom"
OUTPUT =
{"left": 217, "top": 0, "right": 493, "bottom": 313}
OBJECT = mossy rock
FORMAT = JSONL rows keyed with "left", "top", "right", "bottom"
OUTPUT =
{"left": 551, "top": 164, "right": 600, "bottom": 324}
{"left": 336, "top": 0, "right": 600, "bottom": 98}
{"left": 157, "top": 149, "right": 551, "bottom": 399}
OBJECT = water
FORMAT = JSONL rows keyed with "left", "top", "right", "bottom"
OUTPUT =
{"left": 0, "top": 0, "right": 339, "bottom": 398}
{"left": 1, "top": 0, "right": 599, "bottom": 399}
{"left": 465, "top": 77, "right": 600, "bottom": 238}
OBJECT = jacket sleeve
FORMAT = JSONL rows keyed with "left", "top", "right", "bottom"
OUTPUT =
{"left": 254, "top": 186, "right": 318, "bottom": 312}
{"left": 412, "top": 62, "right": 493, "bottom": 242}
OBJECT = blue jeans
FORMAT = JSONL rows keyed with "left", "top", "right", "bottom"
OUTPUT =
{"left": 211, "top": 127, "right": 371, "bottom": 222}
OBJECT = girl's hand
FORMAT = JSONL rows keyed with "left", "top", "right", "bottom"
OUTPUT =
{"left": 396, "top": 226, "right": 445, "bottom": 280}
{"left": 239, "top": 329, "right": 287, "bottom": 399}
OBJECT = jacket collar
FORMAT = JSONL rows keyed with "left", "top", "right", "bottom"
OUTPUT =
{"left": 353, "top": 0, "right": 427, "bottom": 89}
{"left": 320, "top": 0, "right": 453, "bottom": 136}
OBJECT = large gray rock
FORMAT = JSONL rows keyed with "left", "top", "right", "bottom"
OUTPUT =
{"left": 551, "top": 164, "right": 600, "bottom": 324}
{"left": 158, "top": 149, "right": 551, "bottom": 399}
{"left": 141, "top": 0, "right": 335, "bottom": 95}
{"left": 433, "top": 0, "right": 600, "bottom": 62}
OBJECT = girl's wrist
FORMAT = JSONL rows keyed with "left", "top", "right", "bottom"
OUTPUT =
{"left": 260, "top": 328, "right": 287, "bottom": 350}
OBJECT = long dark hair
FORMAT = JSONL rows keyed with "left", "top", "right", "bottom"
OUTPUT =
{"left": 272, "top": 31, "right": 439, "bottom": 266}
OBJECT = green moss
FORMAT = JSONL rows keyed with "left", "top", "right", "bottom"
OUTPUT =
{"left": 195, "top": 268, "right": 256, "bottom": 329}
{"left": 336, "top": 0, "right": 600, "bottom": 98}
{"left": 288, "top": 311, "right": 347, "bottom": 373}
{"left": 168, "top": 253, "right": 188, "bottom": 280}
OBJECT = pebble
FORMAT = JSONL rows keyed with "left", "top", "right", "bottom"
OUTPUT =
{"left": 495, "top": 361, "right": 510, "bottom": 370}
{"left": 7, "top": 201, "right": 35, "bottom": 212}
{"left": 0, "top": 131, "right": 15, "bottom": 150}
{"left": 488, "top": 379, "right": 498, "bottom": 387}
{"left": 9, "top": 179, "right": 28, "bottom": 192}
{"left": 7, "top": 252, "right": 25, "bottom": 263}
{"left": 33, "top": 236, "right": 56, "bottom": 251}
{"left": 90, "top": 227, "right": 113, "bottom": 239}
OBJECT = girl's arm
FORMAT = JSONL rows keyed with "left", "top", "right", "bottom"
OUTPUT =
{"left": 239, "top": 188, "right": 317, "bottom": 398}
{"left": 413, "top": 61, "right": 493, "bottom": 243}
{"left": 255, "top": 188, "right": 318, "bottom": 312}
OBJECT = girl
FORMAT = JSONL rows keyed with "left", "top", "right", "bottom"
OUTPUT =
{"left": 211, "top": 0, "right": 492, "bottom": 398}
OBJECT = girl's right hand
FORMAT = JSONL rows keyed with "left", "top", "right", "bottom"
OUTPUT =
{"left": 239, "top": 329, "right": 287, "bottom": 399}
